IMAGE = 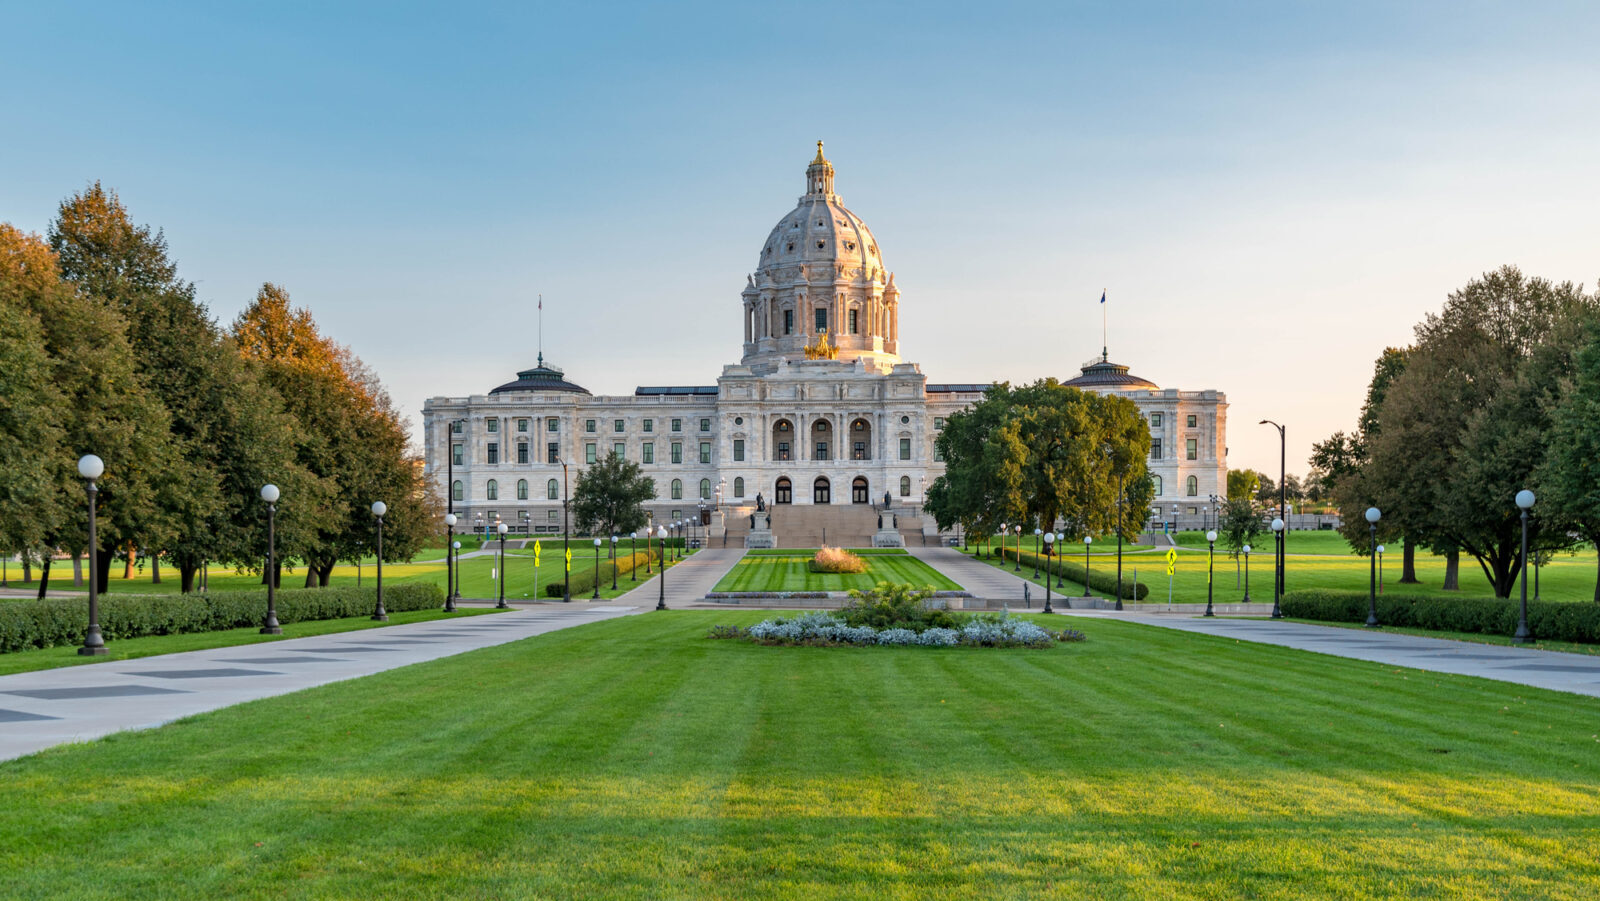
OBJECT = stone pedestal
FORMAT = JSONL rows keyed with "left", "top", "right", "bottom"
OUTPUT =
{"left": 872, "top": 510, "right": 905, "bottom": 548}
{"left": 745, "top": 511, "right": 775, "bottom": 549}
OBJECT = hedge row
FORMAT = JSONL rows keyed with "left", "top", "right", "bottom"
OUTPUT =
{"left": 0, "top": 583, "right": 444, "bottom": 654}
{"left": 1280, "top": 589, "right": 1600, "bottom": 644}
{"left": 994, "top": 547, "right": 1149, "bottom": 600}
{"left": 544, "top": 549, "right": 657, "bottom": 598}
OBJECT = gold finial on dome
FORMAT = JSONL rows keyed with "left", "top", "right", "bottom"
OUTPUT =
{"left": 813, "top": 140, "right": 826, "bottom": 162}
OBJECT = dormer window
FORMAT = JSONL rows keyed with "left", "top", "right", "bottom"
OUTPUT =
{"left": 786, "top": 243, "right": 794, "bottom": 252}
{"left": 815, "top": 240, "right": 825, "bottom": 249}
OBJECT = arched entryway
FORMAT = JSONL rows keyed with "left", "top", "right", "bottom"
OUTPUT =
{"left": 775, "top": 477, "right": 793, "bottom": 504}
{"left": 851, "top": 476, "right": 869, "bottom": 504}
{"left": 772, "top": 419, "right": 794, "bottom": 461}
{"left": 813, "top": 477, "right": 831, "bottom": 504}
{"left": 810, "top": 419, "right": 832, "bottom": 461}
{"left": 850, "top": 418, "right": 872, "bottom": 460}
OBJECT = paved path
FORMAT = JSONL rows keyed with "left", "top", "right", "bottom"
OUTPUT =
{"left": 1062, "top": 611, "right": 1600, "bottom": 699}
{"left": 910, "top": 546, "right": 1068, "bottom": 603}
{"left": 0, "top": 605, "right": 638, "bottom": 762}
{"left": 613, "top": 548, "right": 746, "bottom": 607}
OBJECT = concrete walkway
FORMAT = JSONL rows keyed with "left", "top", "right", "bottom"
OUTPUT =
{"left": 0, "top": 604, "right": 639, "bottom": 762}
{"left": 910, "top": 546, "right": 1062, "bottom": 602}
{"left": 612, "top": 548, "right": 746, "bottom": 607}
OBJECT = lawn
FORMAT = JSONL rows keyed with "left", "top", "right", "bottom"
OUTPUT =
{"left": 713, "top": 550, "right": 960, "bottom": 592}
{"left": 0, "top": 612, "right": 1596, "bottom": 899}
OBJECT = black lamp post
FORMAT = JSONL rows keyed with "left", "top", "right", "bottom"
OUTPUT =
{"left": 1204, "top": 529, "right": 1217, "bottom": 617}
{"left": 443, "top": 512, "right": 457, "bottom": 612}
{"left": 451, "top": 541, "right": 461, "bottom": 600}
{"left": 1054, "top": 531, "right": 1065, "bottom": 588}
{"left": 1115, "top": 478, "right": 1125, "bottom": 612}
{"left": 497, "top": 522, "right": 509, "bottom": 609}
{"left": 1363, "top": 506, "right": 1381, "bottom": 627}
{"left": 1514, "top": 489, "right": 1535, "bottom": 644}
{"left": 561, "top": 461, "right": 571, "bottom": 603}
{"left": 1376, "top": 544, "right": 1386, "bottom": 595}
{"left": 1032, "top": 528, "right": 1042, "bottom": 578}
{"left": 591, "top": 537, "right": 602, "bottom": 600}
{"left": 631, "top": 530, "right": 640, "bottom": 582}
{"left": 1042, "top": 532, "right": 1055, "bottom": 614}
{"left": 1082, "top": 536, "right": 1093, "bottom": 598}
{"left": 371, "top": 501, "right": 388, "bottom": 621}
{"left": 995, "top": 523, "right": 1004, "bottom": 560}
{"left": 1260, "top": 419, "right": 1288, "bottom": 601}
{"left": 261, "top": 483, "right": 283, "bottom": 634}
{"left": 655, "top": 525, "right": 669, "bottom": 610}
{"left": 1012, "top": 525, "right": 1022, "bottom": 571}
{"left": 610, "top": 534, "right": 618, "bottom": 591}
{"left": 1242, "top": 543, "right": 1252, "bottom": 602}
{"left": 1270, "top": 517, "right": 1284, "bottom": 618}
{"left": 77, "top": 455, "right": 107, "bottom": 656}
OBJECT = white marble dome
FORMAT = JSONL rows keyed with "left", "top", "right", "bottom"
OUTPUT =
{"left": 756, "top": 145, "right": 885, "bottom": 280}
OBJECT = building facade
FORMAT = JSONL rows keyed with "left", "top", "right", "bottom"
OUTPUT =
{"left": 422, "top": 145, "right": 1227, "bottom": 537}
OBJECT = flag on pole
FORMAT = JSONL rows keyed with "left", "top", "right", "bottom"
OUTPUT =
{"left": 1100, "top": 290, "right": 1106, "bottom": 304}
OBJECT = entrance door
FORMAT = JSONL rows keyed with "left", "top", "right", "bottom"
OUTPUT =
{"left": 851, "top": 477, "right": 869, "bottom": 504}
{"left": 775, "top": 478, "right": 792, "bottom": 504}
{"left": 814, "top": 477, "right": 831, "bottom": 504}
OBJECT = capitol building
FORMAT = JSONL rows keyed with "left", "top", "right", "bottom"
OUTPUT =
{"left": 423, "top": 145, "right": 1227, "bottom": 545}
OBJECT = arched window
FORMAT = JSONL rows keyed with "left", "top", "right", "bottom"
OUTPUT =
{"left": 700, "top": 478, "right": 711, "bottom": 500}
{"left": 900, "top": 475, "right": 911, "bottom": 496}
{"left": 734, "top": 476, "right": 745, "bottom": 497}
{"left": 1151, "top": 475, "right": 1163, "bottom": 496}
{"left": 516, "top": 479, "right": 528, "bottom": 500}
{"left": 546, "top": 479, "right": 559, "bottom": 500}
{"left": 671, "top": 479, "right": 683, "bottom": 499}
{"left": 486, "top": 479, "right": 499, "bottom": 501}
{"left": 1186, "top": 475, "right": 1198, "bottom": 497}
{"left": 452, "top": 480, "right": 463, "bottom": 502}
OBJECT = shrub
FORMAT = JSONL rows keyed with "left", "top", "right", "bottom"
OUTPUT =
{"left": 839, "top": 582, "right": 960, "bottom": 630}
{"left": 1279, "top": 589, "right": 1600, "bottom": 644}
{"left": 995, "top": 547, "right": 1149, "bottom": 600}
{"left": 544, "top": 549, "right": 656, "bottom": 598}
{"left": 715, "top": 609, "right": 1078, "bottom": 649}
{"left": 0, "top": 583, "right": 444, "bottom": 654}
{"left": 811, "top": 546, "right": 868, "bottom": 574}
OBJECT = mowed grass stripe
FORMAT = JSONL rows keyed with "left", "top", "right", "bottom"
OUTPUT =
{"left": 713, "top": 554, "right": 960, "bottom": 592}
{"left": 2, "top": 613, "right": 1599, "bottom": 898}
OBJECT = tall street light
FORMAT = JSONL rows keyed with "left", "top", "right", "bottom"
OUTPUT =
{"left": 655, "top": 525, "right": 670, "bottom": 610}
{"left": 1013, "top": 524, "right": 1022, "bottom": 572}
{"left": 610, "top": 534, "right": 619, "bottom": 591}
{"left": 444, "top": 512, "right": 458, "bottom": 612}
{"left": 631, "top": 530, "right": 640, "bottom": 582}
{"left": 371, "top": 501, "right": 388, "bottom": 621}
{"left": 1364, "top": 506, "right": 1381, "bottom": 628}
{"left": 451, "top": 541, "right": 461, "bottom": 600}
{"left": 1115, "top": 476, "right": 1125, "bottom": 612}
{"left": 1204, "top": 529, "right": 1218, "bottom": 617}
{"left": 1376, "top": 544, "right": 1385, "bottom": 594}
{"left": 497, "top": 522, "right": 510, "bottom": 609}
{"left": 260, "top": 483, "right": 283, "bottom": 634}
{"left": 1514, "top": 489, "right": 1536, "bottom": 644}
{"left": 1054, "top": 531, "right": 1065, "bottom": 588}
{"left": 1270, "top": 518, "right": 1284, "bottom": 618}
{"left": 591, "top": 537, "right": 602, "bottom": 600}
{"left": 1260, "top": 419, "right": 1287, "bottom": 602}
{"left": 1242, "top": 544, "right": 1252, "bottom": 602}
{"left": 77, "top": 455, "right": 107, "bottom": 656}
{"left": 1082, "top": 535, "right": 1093, "bottom": 598}
{"left": 1041, "top": 532, "right": 1055, "bottom": 614}
{"left": 1032, "top": 528, "right": 1042, "bottom": 578}
{"left": 561, "top": 460, "right": 571, "bottom": 603}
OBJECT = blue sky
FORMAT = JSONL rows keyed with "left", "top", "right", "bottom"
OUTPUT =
{"left": 4, "top": 1, "right": 1599, "bottom": 474}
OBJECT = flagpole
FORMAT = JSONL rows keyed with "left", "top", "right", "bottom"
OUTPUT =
{"left": 1101, "top": 289, "right": 1107, "bottom": 360}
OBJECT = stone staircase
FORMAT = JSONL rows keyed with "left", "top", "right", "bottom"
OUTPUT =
{"left": 763, "top": 504, "right": 882, "bottom": 548}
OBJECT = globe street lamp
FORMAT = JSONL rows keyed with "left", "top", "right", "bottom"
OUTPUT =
{"left": 1514, "top": 489, "right": 1536, "bottom": 644}
{"left": 451, "top": 541, "right": 461, "bottom": 600}
{"left": 631, "top": 530, "right": 640, "bottom": 582}
{"left": 1376, "top": 544, "right": 1386, "bottom": 595}
{"left": 1204, "top": 529, "right": 1218, "bottom": 617}
{"left": 1032, "top": 528, "right": 1042, "bottom": 578}
{"left": 260, "top": 483, "right": 283, "bottom": 634}
{"left": 591, "top": 537, "right": 602, "bottom": 600}
{"left": 1242, "top": 544, "right": 1252, "bottom": 603}
{"left": 496, "top": 521, "right": 510, "bottom": 609}
{"left": 655, "top": 525, "right": 670, "bottom": 611}
{"left": 610, "top": 534, "right": 619, "bottom": 591}
{"left": 1082, "top": 535, "right": 1093, "bottom": 598}
{"left": 1270, "top": 518, "right": 1284, "bottom": 618}
{"left": 77, "top": 455, "right": 107, "bottom": 656}
{"left": 443, "top": 512, "right": 458, "bottom": 612}
{"left": 1363, "top": 507, "right": 1381, "bottom": 627}
{"left": 1013, "top": 524, "right": 1022, "bottom": 572}
{"left": 1054, "top": 532, "right": 1065, "bottom": 588}
{"left": 369, "top": 501, "right": 389, "bottom": 621}
{"left": 1041, "top": 532, "right": 1056, "bottom": 614}
{"left": 1260, "top": 419, "right": 1288, "bottom": 600}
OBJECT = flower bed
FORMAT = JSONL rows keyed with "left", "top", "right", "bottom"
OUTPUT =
{"left": 809, "top": 546, "right": 868, "bottom": 574}
{"left": 708, "top": 610, "right": 1084, "bottom": 648}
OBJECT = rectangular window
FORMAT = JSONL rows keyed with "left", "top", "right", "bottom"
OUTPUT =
{"left": 547, "top": 419, "right": 558, "bottom": 432}
{"left": 487, "top": 443, "right": 499, "bottom": 465}
{"left": 899, "top": 438, "right": 911, "bottom": 460}
{"left": 547, "top": 442, "right": 559, "bottom": 464}
{"left": 613, "top": 442, "right": 625, "bottom": 459}
{"left": 643, "top": 419, "right": 653, "bottom": 432}
{"left": 700, "top": 441, "right": 711, "bottom": 463}
{"left": 852, "top": 441, "right": 865, "bottom": 460}
{"left": 1186, "top": 438, "right": 1198, "bottom": 460}
{"left": 934, "top": 417, "right": 944, "bottom": 430}
{"left": 487, "top": 419, "right": 498, "bottom": 433}
{"left": 815, "top": 308, "right": 827, "bottom": 333}
{"left": 671, "top": 442, "right": 683, "bottom": 464}
{"left": 934, "top": 446, "right": 944, "bottom": 463}
{"left": 672, "top": 509, "right": 682, "bottom": 520}
{"left": 642, "top": 442, "right": 654, "bottom": 464}
{"left": 1187, "top": 414, "right": 1197, "bottom": 428}
{"left": 452, "top": 443, "right": 463, "bottom": 466}
{"left": 1151, "top": 439, "right": 1163, "bottom": 460}
{"left": 516, "top": 443, "right": 528, "bottom": 464}
{"left": 517, "top": 419, "right": 528, "bottom": 432}
{"left": 548, "top": 509, "right": 558, "bottom": 521}
{"left": 700, "top": 418, "right": 710, "bottom": 432}
{"left": 671, "top": 418, "right": 681, "bottom": 432}
{"left": 777, "top": 441, "right": 790, "bottom": 461}
{"left": 815, "top": 441, "right": 829, "bottom": 460}
{"left": 585, "top": 419, "right": 596, "bottom": 433}
{"left": 733, "top": 439, "right": 744, "bottom": 462}
{"left": 784, "top": 309, "right": 794, "bottom": 335}
{"left": 849, "top": 309, "right": 858, "bottom": 334}
{"left": 585, "top": 443, "right": 597, "bottom": 464}
{"left": 450, "top": 420, "right": 463, "bottom": 434}
{"left": 1151, "top": 413, "right": 1163, "bottom": 428}
{"left": 614, "top": 419, "right": 624, "bottom": 432}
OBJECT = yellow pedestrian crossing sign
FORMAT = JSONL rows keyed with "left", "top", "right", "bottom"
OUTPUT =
{"left": 1165, "top": 548, "right": 1178, "bottom": 576}
{"left": 534, "top": 540, "right": 542, "bottom": 565}
{"left": 564, "top": 548, "right": 572, "bottom": 568}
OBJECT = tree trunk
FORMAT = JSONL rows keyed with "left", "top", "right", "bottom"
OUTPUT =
{"left": 304, "top": 565, "right": 317, "bottom": 588}
{"left": 1442, "top": 550, "right": 1460, "bottom": 590}
{"left": 1399, "top": 539, "right": 1420, "bottom": 583}
{"left": 317, "top": 563, "right": 335, "bottom": 587}
{"left": 22, "top": 552, "right": 31, "bottom": 583}
{"left": 72, "top": 550, "right": 83, "bottom": 587}
{"left": 36, "top": 557, "right": 51, "bottom": 599}
{"left": 124, "top": 541, "right": 136, "bottom": 579}
{"left": 151, "top": 553, "right": 161, "bottom": 584}
{"left": 179, "top": 564, "right": 197, "bottom": 594}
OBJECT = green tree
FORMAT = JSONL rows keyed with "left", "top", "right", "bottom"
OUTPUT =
{"left": 571, "top": 452, "right": 657, "bottom": 538}
{"left": 927, "top": 385, "right": 1026, "bottom": 548}
{"left": 1227, "top": 469, "right": 1264, "bottom": 502}
{"left": 1537, "top": 318, "right": 1600, "bottom": 601}
{"left": 0, "top": 288, "right": 65, "bottom": 562}
{"left": 1217, "top": 497, "right": 1265, "bottom": 585}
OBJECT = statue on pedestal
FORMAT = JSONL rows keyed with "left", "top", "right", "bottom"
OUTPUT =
{"left": 756, "top": 492, "right": 766, "bottom": 512}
